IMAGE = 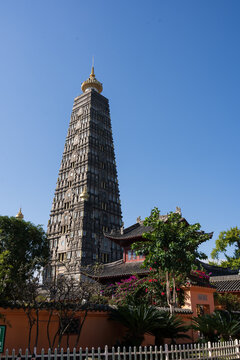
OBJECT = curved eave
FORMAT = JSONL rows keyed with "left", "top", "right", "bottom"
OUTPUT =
{"left": 89, "top": 269, "right": 148, "bottom": 280}
{"left": 105, "top": 234, "right": 148, "bottom": 248}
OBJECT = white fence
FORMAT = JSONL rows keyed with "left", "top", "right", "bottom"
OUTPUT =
{"left": 2, "top": 341, "right": 240, "bottom": 360}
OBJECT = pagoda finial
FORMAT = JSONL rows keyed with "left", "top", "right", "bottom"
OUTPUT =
{"left": 16, "top": 207, "right": 24, "bottom": 220}
{"left": 90, "top": 57, "right": 95, "bottom": 78}
{"left": 81, "top": 60, "right": 103, "bottom": 93}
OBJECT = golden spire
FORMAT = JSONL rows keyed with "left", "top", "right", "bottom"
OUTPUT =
{"left": 16, "top": 208, "right": 24, "bottom": 220}
{"left": 90, "top": 66, "right": 95, "bottom": 78}
{"left": 81, "top": 60, "right": 103, "bottom": 94}
{"left": 90, "top": 56, "right": 95, "bottom": 78}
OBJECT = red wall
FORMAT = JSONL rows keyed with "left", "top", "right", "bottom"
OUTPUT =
{"left": 0, "top": 308, "right": 194, "bottom": 353}
{"left": 0, "top": 308, "right": 125, "bottom": 352}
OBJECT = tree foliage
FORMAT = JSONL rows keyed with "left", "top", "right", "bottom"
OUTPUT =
{"left": 211, "top": 227, "right": 240, "bottom": 268}
{"left": 214, "top": 292, "right": 240, "bottom": 312}
{"left": 109, "top": 304, "right": 190, "bottom": 347}
{"left": 153, "top": 311, "right": 190, "bottom": 346}
{"left": 192, "top": 310, "right": 240, "bottom": 342}
{"left": 132, "top": 208, "right": 210, "bottom": 312}
{"left": 0, "top": 216, "right": 49, "bottom": 299}
{"left": 110, "top": 304, "right": 164, "bottom": 346}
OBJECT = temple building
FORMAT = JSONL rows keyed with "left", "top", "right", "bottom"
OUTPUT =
{"left": 84, "top": 209, "right": 240, "bottom": 310}
{"left": 84, "top": 207, "right": 212, "bottom": 285}
{"left": 47, "top": 66, "right": 122, "bottom": 279}
{"left": 83, "top": 208, "right": 216, "bottom": 317}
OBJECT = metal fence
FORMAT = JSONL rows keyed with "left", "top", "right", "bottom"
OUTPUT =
{"left": 2, "top": 341, "right": 240, "bottom": 360}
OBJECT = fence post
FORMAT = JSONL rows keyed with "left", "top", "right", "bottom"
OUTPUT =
{"left": 235, "top": 339, "right": 240, "bottom": 359}
{"left": 41, "top": 348, "right": 44, "bottom": 360}
{"left": 164, "top": 344, "right": 169, "bottom": 360}
{"left": 47, "top": 348, "right": 51, "bottom": 360}
{"left": 207, "top": 341, "right": 212, "bottom": 358}
{"left": 105, "top": 345, "right": 108, "bottom": 360}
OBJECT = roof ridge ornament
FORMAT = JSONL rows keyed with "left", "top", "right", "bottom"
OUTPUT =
{"left": 120, "top": 222, "right": 124, "bottom": 234}
{"left": 136, "top": 216, "right": 141, "bottom": 224}
{"left": 175, "top": 206, "right": 182, "bottom": 216}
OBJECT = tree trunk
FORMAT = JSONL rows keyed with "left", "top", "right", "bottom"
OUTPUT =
{"left": 74, "top": 310, "right": 88, "bottom": 348}
{"left": 26, "top": 310, "right": 35, "bottom": 353}
{"left": 166, "top": 271, "right": 173, "bottom": 315}
{"left": 34, "top": 308, "right": 39, "bottom": 349}
{"left": 172, "top": 274, "right": 176, "bottom": 314}
{"left": 47, "top": 309, "right": 54, "bottom": 349}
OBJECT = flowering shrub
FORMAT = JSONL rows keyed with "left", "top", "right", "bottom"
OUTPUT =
{"left": 102, "top": 271, "right": 185, "bottom": 307}
{"left": 190, "top": 269, "right": 211, "bottom": 280}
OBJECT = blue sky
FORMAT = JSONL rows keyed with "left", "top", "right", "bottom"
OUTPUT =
{"left": 0, "top": 1, "right": 239, "bottom": 258}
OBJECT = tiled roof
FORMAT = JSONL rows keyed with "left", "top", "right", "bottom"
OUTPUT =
{"left": 0, "top": 301, "right": 111, "bottom": 312}
{"left": 157, "top": 307, "right": 193, "bottom": 314}
{"left": 109, "top": 305, "right": 192, "bottom": 314}
{"left": 0, "top": 301, "right": 191, "bottom": 314}
{"left": 106, "top": 220, "right": 211, "bottom": 248}
{"left": 84, "top": 259, "right": 148, "bottom": 279}
{"left": 84, "top": 260, "right": 212, "bottom": 289}
{"left": 211, "top": 275, "right": 240, "bottom": 292}
{"left": 106, "top": 223, "right": 153, "bottom": 241}
{"left": 105, "top": 214, "right": 185, "bottom": 241}
{"left": 200, "top": 262, "right": 238, "bottom": 277}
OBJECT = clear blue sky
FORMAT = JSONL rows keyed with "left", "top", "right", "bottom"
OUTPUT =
{"left": 0, "top": 1, "right": 239, "bottom": 258}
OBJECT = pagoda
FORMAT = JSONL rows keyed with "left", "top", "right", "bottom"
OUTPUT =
{"left": 47, "top": 65, "right": 122, "bottom": 279}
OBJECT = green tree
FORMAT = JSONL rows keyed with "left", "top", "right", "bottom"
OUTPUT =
{"left": 192, "top": 310, "right": 240, "bottom": 342}
{"left": 214, "top": 292, "right": 240, "bottom": 312}
{"left": 132, "top": 208, "right": 211, "bottom": 313}
{"left": 109, "top": 304, "right": 166, "bottom": 346}
{"left": 211, "top": 227, "right": 240, "bottom": 268}
{"left": 0, "top": 216, "right": 49, "bottom": 299}
{"left": 153, "top": 311, "right": 190, "bottom": 346}
{"left": 192, "top": 313, "right": 218, "bottom": 343}
{"left": 109, "top": 304, "right": 190, "bottom": 346}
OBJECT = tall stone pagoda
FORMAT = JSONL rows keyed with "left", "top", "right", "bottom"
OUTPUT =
{"left": 47, "top": 65, "right": 122, "bottom": 279}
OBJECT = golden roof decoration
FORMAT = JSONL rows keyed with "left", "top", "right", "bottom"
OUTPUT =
{"left": 16, "top": 208, "right": 24, "bottom": 220}
{"left": 80, "top": 186, "right": 89, "bottom": 201}
{"left": 81, "top": 65, "right": 103, "bottom": 94}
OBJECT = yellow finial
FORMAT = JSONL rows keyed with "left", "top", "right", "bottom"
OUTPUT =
{"left": 90, "top": 65, "right": 95, "bottom": 78}
{"left": 81, "top": 59, "right": 103, "bottom": 94}
{"left": 16, "top": 208, "right": 24, "bottom": 220}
